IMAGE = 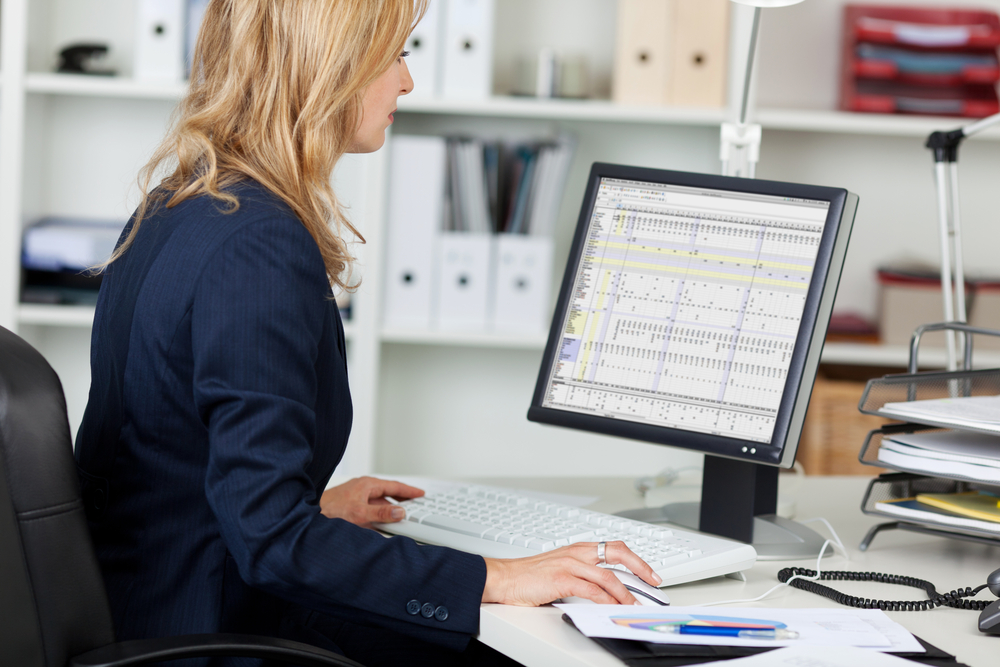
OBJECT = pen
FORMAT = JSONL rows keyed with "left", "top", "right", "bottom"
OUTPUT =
{"left": 654, "top": 625, "right": 799, "bottom": 640}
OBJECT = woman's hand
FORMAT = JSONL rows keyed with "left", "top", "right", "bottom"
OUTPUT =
{"left": 482, "top": 540, "right": 662, "bottom": 606}
{"left": 319, "top": 476, "right": 424, "bottom": 529}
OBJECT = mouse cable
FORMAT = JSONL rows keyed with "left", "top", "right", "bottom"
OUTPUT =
{"left": 776, "top": 568, "right": 991, "bottom": 612}
{"left": 694, "top": 516, "right": 850, "bottom": 608}
{"left": 694, "top": 539, "right": 836, "bottom": 607}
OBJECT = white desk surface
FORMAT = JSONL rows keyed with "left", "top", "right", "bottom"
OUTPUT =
{"left": 468, "top": 475, "right": 1000, "bottom": 667}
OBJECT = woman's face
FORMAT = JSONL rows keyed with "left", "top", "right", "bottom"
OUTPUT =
{"left": 350, "top": 53, "right": 413, "bottom": 153}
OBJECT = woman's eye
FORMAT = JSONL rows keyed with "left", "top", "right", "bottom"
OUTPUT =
{"left": 399, "top": 51, "right": 410, "bottom": 60}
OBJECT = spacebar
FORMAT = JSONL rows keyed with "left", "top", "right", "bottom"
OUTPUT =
{"left": 420, "top": 515, "right": 490, "bottom": 538}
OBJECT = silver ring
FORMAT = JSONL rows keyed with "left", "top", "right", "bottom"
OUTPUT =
{"left": 597, "top": 541, "right": 607, "bottom": 565}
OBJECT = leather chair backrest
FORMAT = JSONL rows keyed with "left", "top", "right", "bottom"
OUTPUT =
{"left": 0, "top": 326, "right": 115, "bottom": 666}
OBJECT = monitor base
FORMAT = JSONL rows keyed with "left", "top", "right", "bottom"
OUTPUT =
{"left": 617, "top": 502, "right": 833, "bottom": 561}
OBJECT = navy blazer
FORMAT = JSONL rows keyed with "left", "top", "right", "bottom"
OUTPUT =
{"left": 74, "top": 181, "right": 487, "bottom": 658}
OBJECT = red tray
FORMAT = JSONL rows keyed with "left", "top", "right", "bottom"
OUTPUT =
{"left": 847, "top": 5, "right": 1000, "bottom": 51}
{"left": 846, "top": 80, "right": 999, "bottom": 117}
{"left": 853, "top": 45, "right": 1000, "bottom": 85}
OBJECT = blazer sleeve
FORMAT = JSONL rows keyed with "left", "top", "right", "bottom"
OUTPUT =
{"left": 190, "top": 214, "right": 487, "bottom": 645}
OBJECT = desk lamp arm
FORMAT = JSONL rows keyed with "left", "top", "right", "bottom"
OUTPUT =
{"left": 924, "top": 111, "right": 1000, "bottom": 370}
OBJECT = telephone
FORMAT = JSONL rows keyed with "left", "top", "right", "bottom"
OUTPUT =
{"left": 777, "top": 566, "right": 1000, "bottom": 634}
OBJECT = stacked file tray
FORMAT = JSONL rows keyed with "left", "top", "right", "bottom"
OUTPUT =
{"left": 855, "top": 322, "right": 1000, "bottom": 549}
{"left": 841, "top": 5, "right": 1000, "bottom": 117}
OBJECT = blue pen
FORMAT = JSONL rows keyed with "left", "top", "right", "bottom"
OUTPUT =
{"left": 655, "top": 625, "right": 799, "bottom": 640}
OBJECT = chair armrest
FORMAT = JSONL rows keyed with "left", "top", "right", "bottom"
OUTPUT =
{"left": 69, "top": 633, "right": 365, "bottom": 667}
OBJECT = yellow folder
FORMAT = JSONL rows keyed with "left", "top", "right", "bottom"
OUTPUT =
{"left": 916, "top": 492, "right": 1000, "bottom": 524}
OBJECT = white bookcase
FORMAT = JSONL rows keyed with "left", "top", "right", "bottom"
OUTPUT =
{"left": 4, "top": 0, "right": 1000, "bottom": 480}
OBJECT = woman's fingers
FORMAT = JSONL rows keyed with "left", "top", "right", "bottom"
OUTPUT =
{"left": 565, "top": 558, "right": 636, "bottom": 605}
{"left": 370, "top": 478, "right": 424, "bottom": 501}
{"left": 482, "top": 541, "right": 660, "bottom": 606}
{"left": 598, "top": 540, "right": 663, "bottom": 587}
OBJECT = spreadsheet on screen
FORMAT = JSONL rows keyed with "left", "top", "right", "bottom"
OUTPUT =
{"left": 542, "top": 177, "right": 831, "bottom": 445}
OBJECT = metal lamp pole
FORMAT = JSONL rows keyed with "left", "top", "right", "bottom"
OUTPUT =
{"left": 925, "top": 110, "right": 1000, "bottom": 370}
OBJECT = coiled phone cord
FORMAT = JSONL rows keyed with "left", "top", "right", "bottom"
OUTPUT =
{"left": 777, "top": 567, "right": 991, "bottom": 611}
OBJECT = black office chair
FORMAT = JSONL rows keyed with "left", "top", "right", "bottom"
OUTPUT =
{"left": 0, "top": 325, "right": 363, "bottom": 667}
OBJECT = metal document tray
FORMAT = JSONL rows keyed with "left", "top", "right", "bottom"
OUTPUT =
{"left": 858, "top": 322, "right": 1000, "bottom": 432}
{"left": 859, "top": 471, "right": 1000, "bottom": 550}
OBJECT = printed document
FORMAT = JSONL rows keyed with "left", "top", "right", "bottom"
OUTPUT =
{"left": 557, "top": 606, "right": 923, "bottom": 651}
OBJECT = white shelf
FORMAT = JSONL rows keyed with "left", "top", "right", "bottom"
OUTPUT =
{"left": 15, "top": 78, "right": 998, "bottom": 140}
{"left": 17, "top": 303, "right": 95, "bottom": 327}
{"left": 756, "top": 108, "right": 1000, "bottom": 140}
{"left": 25, "top": 72, "right": 187, "bottom": 100}
{"left": 821, "top": 342, "right": 1000, "bottom": 369}
{"left": 398, "top": 95, "right": 1000, "bottom": 140}
{"left": 380, "top": 327, "right": 548, "bottom": 350}
{"left": 398, "top": 95, "right": 727, "bottom": 126}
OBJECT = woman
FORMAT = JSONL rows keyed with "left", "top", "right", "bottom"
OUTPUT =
{"left": 74, "top": 1, "right": 658, "bottom": 665}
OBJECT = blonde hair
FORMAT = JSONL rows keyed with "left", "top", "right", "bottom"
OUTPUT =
{"left": 109, "top": 0, "right": 426, "bottom": 290}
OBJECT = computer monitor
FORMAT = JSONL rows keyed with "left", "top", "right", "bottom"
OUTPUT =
{"left": 528, "top": 163, "right": 858, "bottom": 560}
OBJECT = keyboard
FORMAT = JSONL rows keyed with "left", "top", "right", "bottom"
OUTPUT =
{"left": 376, "top": 483, "right": 757, "bottom": 587}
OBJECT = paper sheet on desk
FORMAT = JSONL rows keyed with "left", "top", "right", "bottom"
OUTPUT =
{"left": 711, "top": 645, "right": 926, "bottom": 666}
{"left": 557, "top": 606, "right": 924, "bottom": 652}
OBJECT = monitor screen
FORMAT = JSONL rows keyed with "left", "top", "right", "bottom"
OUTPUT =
{"left": 529, "top": 164, "right": 857, "bottom": 472}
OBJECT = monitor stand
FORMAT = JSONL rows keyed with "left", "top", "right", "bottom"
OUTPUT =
{"left": 616, "top": 455, "right": 831, "bottom": 561}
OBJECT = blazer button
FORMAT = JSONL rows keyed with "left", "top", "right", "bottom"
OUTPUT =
{"left": 420, "top": 603, "right": 435, "bottom": 618}
{"left": 406, "top": 600, "right": 421, "bottom": 615}
{"left": 434, "top": 605, "right": 449, "bottom": 621}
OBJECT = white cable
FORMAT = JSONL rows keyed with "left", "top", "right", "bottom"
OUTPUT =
{"left": 694, "top": 539, "right": 834, "bottom": 607}
{"left": 693, "top": 515, "right": 849, "bottom": 607}
{"left": 799, "top": 517, "right": 849, "bottom": 560}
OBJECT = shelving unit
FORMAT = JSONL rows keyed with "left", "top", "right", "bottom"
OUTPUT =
{"left": 25, "top": 72, "right": 187, "bottom": 99}
{"left": 4, "top": 0, "right": 1000, "bottom": 480}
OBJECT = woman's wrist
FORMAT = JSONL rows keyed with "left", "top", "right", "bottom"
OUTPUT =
{"left": 482, "top": 557, "right": 510, "bottom": 604}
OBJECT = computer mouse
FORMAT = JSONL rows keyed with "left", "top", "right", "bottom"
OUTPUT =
{"left": 559, "top": 570, "right": 670, "bottom": 606}
{"left": 613, "top": 570, "right": 671, "bottom": 606}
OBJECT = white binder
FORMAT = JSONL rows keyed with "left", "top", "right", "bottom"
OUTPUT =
{"left": 441, "top": 0, "right": 495, "bottom": 100}
{"left": 134, "top": 0, "right": 185, "bottom": 82}
{"left": 612, "top": 0, "right": 672, "bottom": 106}
{"left": 435, "top": 232, "right": 492, "bottom": 330}
{"left": 491, "top": 235, "right": 553, "bottom": 334}
{"left": 405, "top": 0, "right": 444, "bottom": 97}
{"left": 612, "top": 0, "right": 730, "bottom": 108}
{"left": 383, "top": 136, "right": 448, "bottom": 329}
{"left": 669, "top": 0, "right": 730, "bottom": 107}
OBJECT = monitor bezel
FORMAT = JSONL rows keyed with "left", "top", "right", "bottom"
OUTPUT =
{"left": 527, "top": 163, "right": 851, "bottom": 468}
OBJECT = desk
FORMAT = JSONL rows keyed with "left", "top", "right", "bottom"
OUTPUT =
{"left": 471, "top": 476, "right": 1000, "bottom": 667}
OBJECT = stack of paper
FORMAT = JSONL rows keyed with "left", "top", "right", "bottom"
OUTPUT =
{"left": 876, "top": 429, "right": 1000, "bottom": 483}
{"left": 878, "top": 395, "right": 1000, "bottom": 433}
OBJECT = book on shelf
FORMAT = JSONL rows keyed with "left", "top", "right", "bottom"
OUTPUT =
{"left": 877, "top": 430, "right": 1000, "bottom": 483}
{"left": 874, "top": 497, "right": 1000, "bottom": 535}
{"left": 878, "top": 395, "right": 1000, "bottom": 433}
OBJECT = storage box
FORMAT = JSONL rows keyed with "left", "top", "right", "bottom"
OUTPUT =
{"left": 878, "top": 269, "right": 967, "bottom": 349}
{"left": 968, "top": 281, "right": 1000, "bottom": 351}
{"left": 796, "top": 375, "right": 889, "bottom": 475}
